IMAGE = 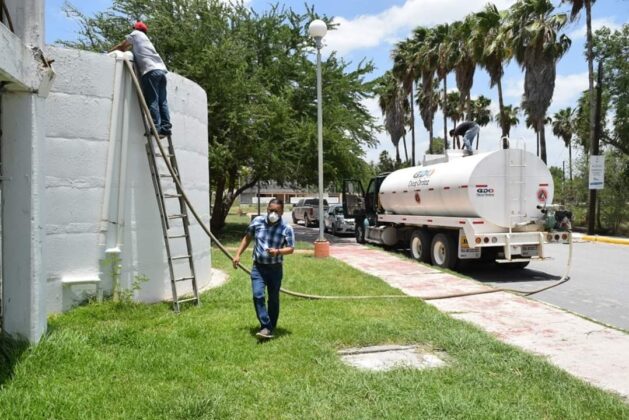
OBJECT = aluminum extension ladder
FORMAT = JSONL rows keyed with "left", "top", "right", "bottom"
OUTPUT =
{"left": 127, "top": 61, "right": 200, "bottom": 312}
{"left": 144, "top": 133, "right": 200, "bottom": 312}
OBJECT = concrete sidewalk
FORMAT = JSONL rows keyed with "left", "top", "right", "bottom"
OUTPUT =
{"left": 330, "top": 243, "right": 629, "bottom": 400}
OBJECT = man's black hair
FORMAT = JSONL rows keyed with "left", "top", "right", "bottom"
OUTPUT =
{"left": 449, "top": 129, "right": 455, "bottom": 137}
{"left": 268, "top": 198, "right": 284, "bottom": 209}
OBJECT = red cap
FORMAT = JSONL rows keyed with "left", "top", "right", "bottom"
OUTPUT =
{"left": 133, "top": 21, "right": 148, "bottom": 33}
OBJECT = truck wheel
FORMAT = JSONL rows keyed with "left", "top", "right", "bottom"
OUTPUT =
{"left": 410, "top": 230, "right": 432, "bottom": 263}
{"left": 355, "top": 225, "right": 366, "bottom": 244}
{"left": 292, "top": 213, "right": 298, "bottom": 224}
{"left": 304, "top": 214, "right": 311, "bottom": 227}
{"left": 431, "top": 233, "right": 459, "bottom": 270}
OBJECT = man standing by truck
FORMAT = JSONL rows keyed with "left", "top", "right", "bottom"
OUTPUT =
{"left": 449, "top": 121, "right": 480, "bottom": 154}
{"left": 233, "top": 199, "right": 295, "bottom": 339}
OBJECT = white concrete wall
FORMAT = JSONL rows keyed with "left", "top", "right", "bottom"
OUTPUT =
{"left": 43, "top": 46, "right": 211, "bottom": 312}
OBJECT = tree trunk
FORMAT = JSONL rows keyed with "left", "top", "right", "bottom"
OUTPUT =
{"left": 536, "top": 130, "right": 540, "bottom": 157}
{"left": 442, "top": 77, "right": 448, "bottom": 150}
{"left": 395, "top": 143, "right": 401, "bottom": 163}
{"left": 210, "top": 172, "right": 259, "bottom": 232}
{"left": 568, "top": 143, "right": 573, "bottom": 181}
{"left": 497, "top": 77, "right": 507, "bottom": 138}
{"left": 428, "top": 93, "right": 434, "bottom": 154}
{"left": 211, "top": 175, "right": 228, "bottom": 232}
{"left": 539, "top": 119, "right": 547, "bottom": 163}
{"left": 402, "top": 134, "right": 409, "bottom": 162}
{"left": 410, "top": 85, "right": 416, "bottom": 166}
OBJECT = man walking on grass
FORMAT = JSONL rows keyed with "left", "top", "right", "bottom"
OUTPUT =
{"left": 110, "top": 21, "right": 172, "bottom": 138}
{"left": 233, "top": 199, "right": 295, "bottom": 339}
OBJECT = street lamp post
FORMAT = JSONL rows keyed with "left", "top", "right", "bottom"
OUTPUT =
{"left": 308, "top": 19, "right": 330, "bottom": 258}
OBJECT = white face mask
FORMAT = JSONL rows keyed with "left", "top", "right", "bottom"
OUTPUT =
{"left": 268, "top": 212, "right": 280, "bottom": 224}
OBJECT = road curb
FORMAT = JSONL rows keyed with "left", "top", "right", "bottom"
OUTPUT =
{"left": 581, "top": 235, "right": 629, "bottom": 246}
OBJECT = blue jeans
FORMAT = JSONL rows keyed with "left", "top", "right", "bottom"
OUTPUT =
{"left": 251, "top": 263, "right": 283, "bottom": 331}
{"left": 141, "top": 69, "right": 171, "bottom": 134}
{"left": 463, "top": 124, "right": 480, "bottom": 150}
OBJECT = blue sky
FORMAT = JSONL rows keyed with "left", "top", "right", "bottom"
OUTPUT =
{"left": 46, "top": 0, "right": 628, "bottom": 169}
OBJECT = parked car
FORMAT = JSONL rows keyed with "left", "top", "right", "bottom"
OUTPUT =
{"left": 292, "top": 198, "right": 329, "bottom": 227}
{"left": 324, "top": 204, "right": 355, "bottom": 235}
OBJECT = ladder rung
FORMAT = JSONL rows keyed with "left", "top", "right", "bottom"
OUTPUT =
{"left": 164, "top": 193, "right": 182, "bottom": 198}
{"left": 168, "top": 214, "right": 187, "bottom": 219}
{"left": 171, "top": 255, "right": 192, "bottom": 261}
{"left": 177, "top": 297, "right": 198, "bottom": 304}
{"left": 159, "top": 173, "right": 174, "bottom": 178}
{"left": 175, "top": 276, "right": 195, "bottom": 283}
{"left": 168, "top": 234, "right": 188, "bottom": 239}
{"left": 155, "top": 153, "right": 173, "bottom": 158}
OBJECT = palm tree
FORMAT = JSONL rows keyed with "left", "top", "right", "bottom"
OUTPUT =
{"left": 495, "top": 104, "right": 520, "bottom": 137}
{"left": 412, "top": 26, "right": 438, "bottom": 153}
{"left": 417, "top": 79, "right": 440, "bottom": 154}
{"left": 552, "top": 107, "right": 575, "bottom": 180}
{"left": 507, "top": 0, "right": 571, "bottom": 163}
{"left": 377, "top": 71, "right": 407, "bottom": 164}
{"left": 563, "top": 0, "right": 598, "bottom": 234}
{"left": 392, "top": 38, "right": 418, "bottom": 165}
{"left": 426, "top": 24, "right": 457, "bottom": 149}
{"left": 470, "top": 95, "right": 492, "bottom": 149}
{"left": 452, "top": 16, "right": 477, "bottom": 117}
{"left": 444, "top": 91, "right": 463, "bottom": 147}
{"left": 472, "top": 3, "right": 513, "bottom": 137}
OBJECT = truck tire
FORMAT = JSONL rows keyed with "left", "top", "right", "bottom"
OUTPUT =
{"left": 410, "top": 230, "right": 431, "bottom": 263}
{"left": 431, "top": 232, "right": 459, "bottom": 270}
{"left": 355, "top": 225, "right": 366, "bottom": 244}
{"left": 304, "top": 214, "right": 311, "bottom": 227}
{"left": 292, "top": 212, "right": 298, "bottom": 224}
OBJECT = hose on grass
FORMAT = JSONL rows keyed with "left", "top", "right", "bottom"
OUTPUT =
{"left": 124, "top": 59, "right": 572, "bottom": 303}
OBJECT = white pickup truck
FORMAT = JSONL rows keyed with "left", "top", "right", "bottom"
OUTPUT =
{"left": 291, "top": 198, "right": 329, "bottom": 227}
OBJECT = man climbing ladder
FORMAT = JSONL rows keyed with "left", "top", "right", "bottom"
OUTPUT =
{"left": 111, "top": 21, "right": 172, "bottom": 138}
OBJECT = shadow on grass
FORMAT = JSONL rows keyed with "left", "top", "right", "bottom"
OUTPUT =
{"left": 0, "top": 333, "right": 30, "bottom": 387}
{"left": 245, "top": 326, "right": 292, "bottom": 343}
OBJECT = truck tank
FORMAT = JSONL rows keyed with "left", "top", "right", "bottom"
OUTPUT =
{"left": 378, "top": 149, "right": 554, "bottom": 228}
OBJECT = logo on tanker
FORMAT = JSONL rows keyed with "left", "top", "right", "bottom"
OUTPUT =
{"left": 537, "top": 188, "right": 548, "bottom": 203}
{"left": 408, "top": 169, "right": 435, "bottom": 188}
{"left": 476, "top": 185, "right": 495, "bottom": 197}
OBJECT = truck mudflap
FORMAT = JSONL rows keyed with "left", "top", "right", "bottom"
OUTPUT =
{"left": 458, "top": 230, "right": 481, "bottom": 259}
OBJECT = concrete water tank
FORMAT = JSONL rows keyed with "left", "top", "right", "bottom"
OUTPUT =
{"left": 43, "top": 46, "right": 212, "bottom": 312}
{"left": 378, "top": 149, "right": 554, "bottom": 228}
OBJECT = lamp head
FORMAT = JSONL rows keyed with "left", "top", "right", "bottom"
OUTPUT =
{"left": 308, "top": 19, "right": 328, "bottom": 39}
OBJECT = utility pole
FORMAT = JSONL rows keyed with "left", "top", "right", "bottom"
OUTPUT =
{"left": 587, "top": 59, "right": 603, "bottom": 235}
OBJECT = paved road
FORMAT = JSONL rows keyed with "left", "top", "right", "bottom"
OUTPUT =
{"left": 290, "top": 219, "right": 629, "bottom": 331}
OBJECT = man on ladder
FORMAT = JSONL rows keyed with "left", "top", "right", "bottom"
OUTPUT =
{"left": 111, "top": 21, "right": 172, "bottom": 138}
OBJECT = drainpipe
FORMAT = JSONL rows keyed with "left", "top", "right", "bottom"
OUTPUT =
{"left": 115, "top": 66, "right": 131, "bottom": 248}
{"left": 100, "top": 53, "right": 124, "bottom": 244}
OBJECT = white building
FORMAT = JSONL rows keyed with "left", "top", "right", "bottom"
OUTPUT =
{"left": 1, "top": 1, "right": 213, "bottom": 342}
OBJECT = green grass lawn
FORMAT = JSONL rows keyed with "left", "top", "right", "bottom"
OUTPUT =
{"left": 0, "top": 220, "right": 627, "bottom": 419}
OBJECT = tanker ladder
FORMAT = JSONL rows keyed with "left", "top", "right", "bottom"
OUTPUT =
{"left": 127, "top": 61, "right": 199, "bottom": 313}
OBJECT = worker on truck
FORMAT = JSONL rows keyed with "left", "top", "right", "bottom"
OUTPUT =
{"left": 449, "top": 121, "right": 480, "bottom": 155}
{"left": 110, "top": 21, "right": 172, "bottom": 138}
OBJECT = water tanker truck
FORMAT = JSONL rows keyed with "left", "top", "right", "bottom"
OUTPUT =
{"left": 342, "top": 147, "right": 572, "bottom": 270}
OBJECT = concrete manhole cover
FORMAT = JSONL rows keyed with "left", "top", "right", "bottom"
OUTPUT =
{"left": 338, "top": 345, "right": 447, "bottom": 372}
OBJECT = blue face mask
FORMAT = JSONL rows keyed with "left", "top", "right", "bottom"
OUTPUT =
{"left": 267, "top": 212, "right": 280, "bottom": 224}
